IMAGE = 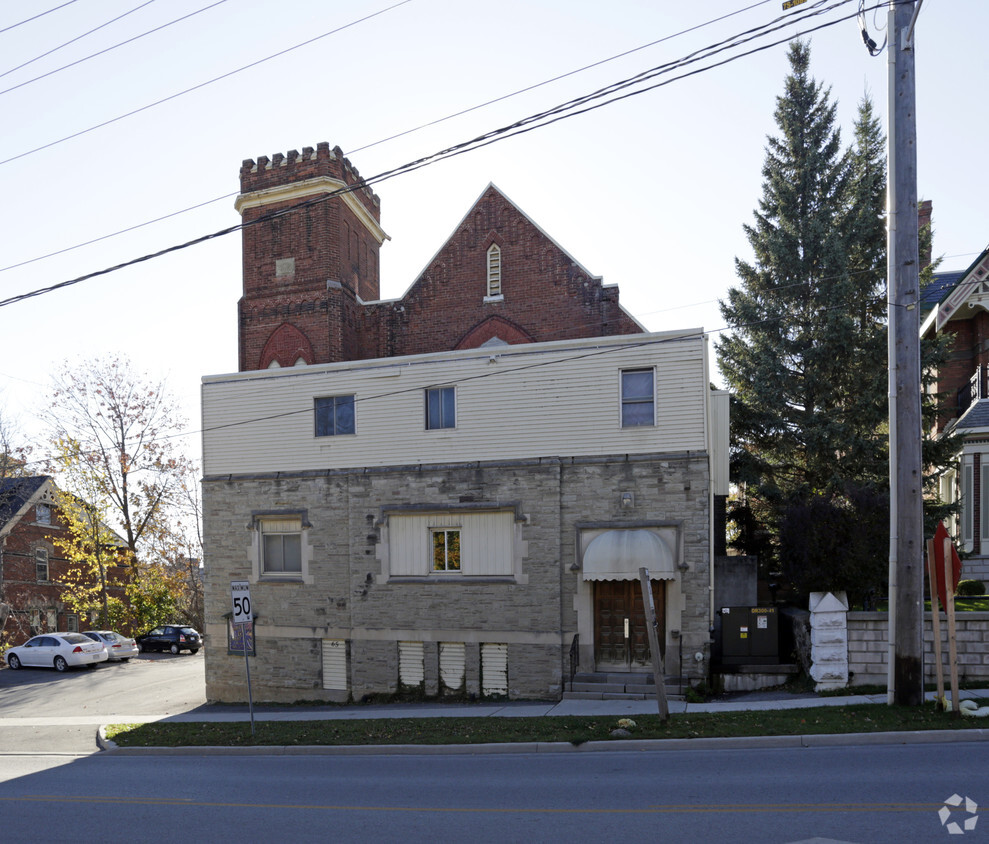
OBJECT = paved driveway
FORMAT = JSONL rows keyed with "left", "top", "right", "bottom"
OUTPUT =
{"left": 0, "top": 650, "right": 206, "bottom": 753}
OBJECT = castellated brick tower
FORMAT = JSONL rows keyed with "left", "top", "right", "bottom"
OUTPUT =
{"left": 236, "top": 142, "right": 389, "bottom": 371}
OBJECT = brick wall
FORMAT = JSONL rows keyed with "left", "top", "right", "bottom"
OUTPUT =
{"left": 236, "top": 146, "right": 641, "bottom": 373}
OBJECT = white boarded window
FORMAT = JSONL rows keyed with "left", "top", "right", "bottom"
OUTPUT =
{"left": 387, "top": 511, "right": 515, "bottom": 577}
{"left": 481, "top": 643, "right": 508, "bottom": 696}
{"left": 439, "top": 642, "right": 466, "bottom": 692}
{"left": 399, "top": 641, "right": 425, "bottom": 687}
{"left": 486, "top": 244, "right": 502, "bottom": 297}
{"left": 321, "top": 639, "right": 348, "bottom": 691}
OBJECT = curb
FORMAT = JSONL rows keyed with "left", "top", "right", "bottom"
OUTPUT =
{"left": 96, "top": 727, "right": 989, "bottom": 756}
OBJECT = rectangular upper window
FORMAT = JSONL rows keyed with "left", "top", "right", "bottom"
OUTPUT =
{"left": 36, "top": 503, "right": 51, "bottom": 525}
{"left": 36, "top": 549, "right": 49, "bottom": 582}
{"left": 315, "top": 395, "right": 355, "bottom": 437}
{"left": 621, "top": 368, "right": 655, "bottom": 427}
{"left": 426, "top": 386, "right": 456, "bottom": 430}
{"left": 431, "top": 528, "right": 462, "bottom": 572}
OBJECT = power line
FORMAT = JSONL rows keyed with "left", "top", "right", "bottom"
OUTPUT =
{"left": 0, "top": 191, "right": 237, "bottom": 275}
{"left": 0, "top": 0, "right": 413, "bottom": 168}
{"left": 0, "top": 0, "right": 229, "bottom": 97}
{"left": 0, "top": 1, "right": 80, "bottom": 36}
{"left": 0, "top": 0, "right": 864, "bottom": 309}
{"left": 1, "top": 0, "right": 778, "bottom": 271}
{"left": 0, "top": 1, "right": 156, "bottom": 81}
{"left": 347, "top": 0, "right": 777, "bottom": 155}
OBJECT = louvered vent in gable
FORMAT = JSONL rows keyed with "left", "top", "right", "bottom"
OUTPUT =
{"left": 486, "top": 244, "right": 502, "bottom": 297}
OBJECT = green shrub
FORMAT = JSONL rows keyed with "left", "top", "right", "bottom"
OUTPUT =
{"left": 957, "top": 579, "right": 986, "bottom": 597}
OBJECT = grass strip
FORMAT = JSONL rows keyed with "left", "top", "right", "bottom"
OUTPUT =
{"left": 105, "top": 700, "right": 989, "bottom": 748}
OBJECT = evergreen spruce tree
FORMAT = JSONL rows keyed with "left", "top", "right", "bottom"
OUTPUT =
{"left": 716, "top": 42, "right": 890, "bottom": 598}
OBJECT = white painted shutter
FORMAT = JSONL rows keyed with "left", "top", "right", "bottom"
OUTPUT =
{"left": 321, "top": 639, "right": 348, "bottom": 691}
{"left": 399, "top": 641, "right": 425, "bottom": 686}
{"left": 439, "top": 642, "right": 466, "bottom": 691}
{"left": 481, "top": 643, "right": 508, "bottom": 696}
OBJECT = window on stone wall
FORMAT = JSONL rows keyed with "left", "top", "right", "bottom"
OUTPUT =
{"left": 35, "top": 549, "right": 49, "bottom": 582}
{"left": 315, "top": 395, "right": 356, "bottom": 437}
{"left": 425, "top": 386, "right": 456, "bottom": 430}
{"left": 253, "top": 513, "right": 312, "bottom": 583}
{"left": 486, "top": 244, "right": 502, "bottom": 298}
{"left": 386, "top": 510, "right": 517, "bottom": 579}
{"left": 621, "top": 368, "right": 655, "bottom": 427}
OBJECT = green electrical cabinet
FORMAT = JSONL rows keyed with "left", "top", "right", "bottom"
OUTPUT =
{"left": 720, "top": 606, "right": 779, "bottom": 665}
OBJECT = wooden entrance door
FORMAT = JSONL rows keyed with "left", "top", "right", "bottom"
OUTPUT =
{"left": 594, "top": 580, "right": 666, "bottom": 669}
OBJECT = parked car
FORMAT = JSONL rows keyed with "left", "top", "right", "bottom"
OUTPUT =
{"left": 135, "top": 625, "right": 202, "bottom": 654}
{"left": 4, "top": 632, "right": 108, "bottom": 672}
{"left": 82, "top": 630, "right": 139, "bottom": 661}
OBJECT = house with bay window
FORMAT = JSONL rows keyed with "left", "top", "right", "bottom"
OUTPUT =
{"left": 921, "top": 242, "right": 989, "bottom": 585}
{"left": 201, "top": 142, "right": 728, "bottom": 703}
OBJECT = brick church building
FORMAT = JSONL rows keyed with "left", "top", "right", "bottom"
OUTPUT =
{"left": 202, "top": 142, "right": 727, "bottom": 703}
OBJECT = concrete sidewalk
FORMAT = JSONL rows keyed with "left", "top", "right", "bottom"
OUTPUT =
{"left": 4, "top": 686, "right": 982, "bottom": 728}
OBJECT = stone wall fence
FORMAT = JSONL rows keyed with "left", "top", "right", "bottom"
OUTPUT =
{"left": 784, "top": 607, "right": 989, "bottom": 688}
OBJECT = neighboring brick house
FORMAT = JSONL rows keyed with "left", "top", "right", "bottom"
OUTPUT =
{"left": 921, "top": 241, "right": 989, "bottom": 585}
{"left": 202, "top": 143, "right": 728, "bottom": 703}
{"left": 0, "top": 476, "right": 128, "bottom": 642}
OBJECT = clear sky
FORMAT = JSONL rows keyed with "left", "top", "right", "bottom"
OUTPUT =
{"left": 0, "top": 0, "right": 983, "bottom": 466}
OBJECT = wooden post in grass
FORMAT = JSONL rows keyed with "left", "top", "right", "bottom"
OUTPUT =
{"left": 926, "top": 539, "right": 945, "bottom": 710}
{"left": 638, "top": 566, "right": 669, "bottom": 721}
{"left": 943, "top": 536, "right": 960, "bottom": 714}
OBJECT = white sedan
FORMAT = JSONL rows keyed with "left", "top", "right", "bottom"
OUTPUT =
{"left": 4, "top": 633, "right": 108, "bottom": 672}
{"left": 82, "top": 630, "right": 139, "bottom": 661}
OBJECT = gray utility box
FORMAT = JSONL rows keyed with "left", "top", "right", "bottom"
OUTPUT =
{"left": 720, "top": 606, "right": 779, "bottom": 665}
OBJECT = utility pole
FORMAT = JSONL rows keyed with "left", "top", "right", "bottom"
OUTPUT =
{"left": 887, "top": 0, "right": 924, "bottom": 706}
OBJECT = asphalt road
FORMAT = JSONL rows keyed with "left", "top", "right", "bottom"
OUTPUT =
{"left": 0, "top": 650, "right": 206, "bottom": 753}
{"left": 1, "top": 742, "right": 986, "bottom": 843}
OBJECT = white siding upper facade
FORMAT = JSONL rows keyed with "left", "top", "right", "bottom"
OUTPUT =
{"left": 202, "top": 330, "right": 711, "bottom": 476}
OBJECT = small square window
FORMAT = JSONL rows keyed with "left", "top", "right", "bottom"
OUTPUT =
{"left": 432, "top": 528, "right": 461, "bottom": 572}
{"left": 315, "top": 395, "right": 355, "bottom": 437}
{"left": 621, "top": 369, "right": 655, "bottom": 427}
{"left": 426, "top": 387, "right": 456, "bottom": 430}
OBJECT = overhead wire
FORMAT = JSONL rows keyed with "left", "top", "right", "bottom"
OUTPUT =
{"left": 0, "top": 0, "right": 779, "bottom": 272}
{"left": 0, "top": 1, "right": 80, "bottom": 36}
{"left": 0, "top": 0, "right": 157, "bottom": 81}
{"left": 0, "top": 0, "right": 230, "bottom": 97}
{"left": 0, "top": 0, "right": 868, "bottom": 309}
{"left": 0, "top": 0, "right": 413, "bottom": 168}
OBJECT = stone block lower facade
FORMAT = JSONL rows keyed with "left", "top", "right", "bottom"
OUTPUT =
{"left": 846, "top": 611, "right": 989, "bottom": 686}
{"left": 203, "top": 452, "right": 713, "bottom": 703}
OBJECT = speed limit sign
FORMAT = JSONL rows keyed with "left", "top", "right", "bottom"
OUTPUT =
{"left": 231, "top": 580, "right": 252, "bottom": 624}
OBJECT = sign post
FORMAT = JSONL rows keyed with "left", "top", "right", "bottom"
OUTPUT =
{"left": 231, "top": 580, "right": 256, "bottom": 737}
{"left": 638, "top": 567, "right": 669, "bottom": 721}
